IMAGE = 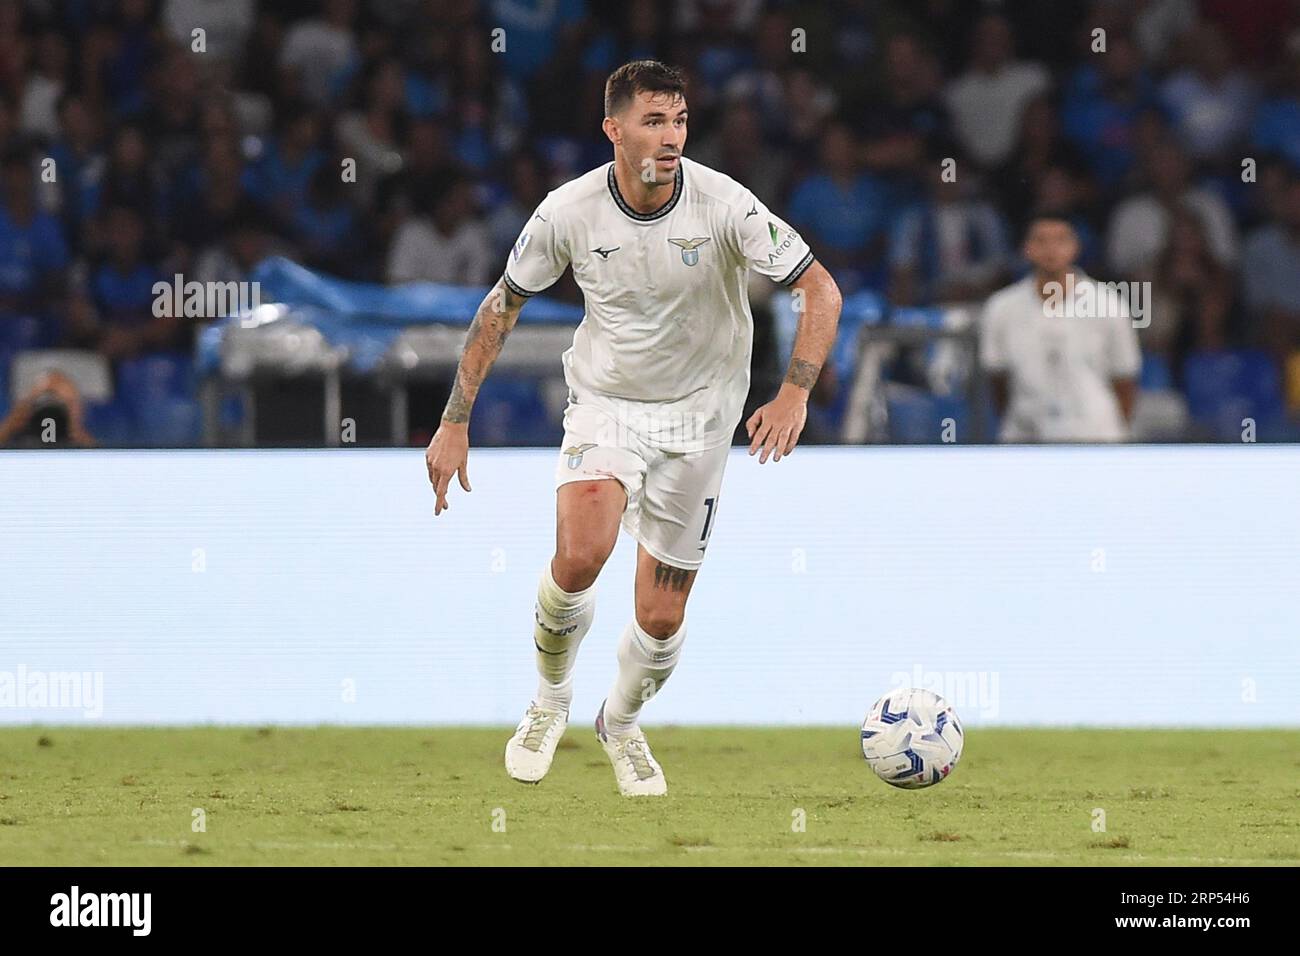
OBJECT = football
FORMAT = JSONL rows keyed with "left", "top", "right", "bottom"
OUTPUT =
{"left": 861, "top": 687, "right": 964, "bottom": 788}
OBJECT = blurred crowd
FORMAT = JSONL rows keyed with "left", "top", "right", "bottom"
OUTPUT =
{"left": 1, "top": 0, "right": 1299, "bottom": 442}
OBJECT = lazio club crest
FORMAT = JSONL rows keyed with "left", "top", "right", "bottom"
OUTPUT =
{"left": 668, "top": 236, "right": 712, "bottom": 266}
{"left": 564, "top": 442, "right": 598, "bottom": 469}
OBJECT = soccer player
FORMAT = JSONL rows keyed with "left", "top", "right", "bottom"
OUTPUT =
{"left": 424, "top": 61, "right": 842, "bottom": 796}
{"left": 980, "top": 215, "right": 1140, "bottom": 442}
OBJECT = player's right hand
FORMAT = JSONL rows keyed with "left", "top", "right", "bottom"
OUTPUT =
{"left": 425, "top": 421, "right": 472, "bottom": 516}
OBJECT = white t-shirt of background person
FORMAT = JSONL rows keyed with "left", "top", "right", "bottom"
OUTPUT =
{"left": 980, "top": 274, "right": 1140, "bottom": 442}
{"left": 387, "top": 217, "right": 493, "bottom": 286}
{"left": 503, "top": 155, "right": 815, "bottom": 453}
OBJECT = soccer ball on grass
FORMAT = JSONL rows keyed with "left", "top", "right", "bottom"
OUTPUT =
{"left": 860, "top": 687, "right": 963, "bottom": 789}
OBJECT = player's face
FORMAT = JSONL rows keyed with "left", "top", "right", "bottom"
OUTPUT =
{"left": 1023, "top": 220, "right": 1079, "bottom": 274}
{"left": 612, "top": 90, "right": 688, "bottom": 185}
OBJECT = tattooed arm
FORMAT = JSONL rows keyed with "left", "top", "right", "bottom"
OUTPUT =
{"left": 425, "top": 277, "right": 527, "bottom": 514}
{"left": 746, "top": 259, "right": 842, "bottom": 463}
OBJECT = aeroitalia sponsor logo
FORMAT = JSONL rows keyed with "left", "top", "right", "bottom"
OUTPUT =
{"left": 766, "top": 221, "right": 798, "bottom": 264}
{"left": 50, "top": 886, "right": 152, "bottom": 936}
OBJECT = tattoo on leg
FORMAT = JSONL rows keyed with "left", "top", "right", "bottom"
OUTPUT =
{"left": 653, "top": 562, "right": 691, "bottom": 592}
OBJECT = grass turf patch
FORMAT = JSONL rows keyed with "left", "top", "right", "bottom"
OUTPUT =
{"left": 0, "top": 727, "right": 1296, "bottom": 866}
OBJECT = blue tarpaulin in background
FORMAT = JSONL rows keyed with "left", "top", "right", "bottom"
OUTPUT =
{"left": 196, "top": 257, "right": 584, "bottom": 376}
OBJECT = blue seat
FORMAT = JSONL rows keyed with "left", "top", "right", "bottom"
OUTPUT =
{"left": 136, "top": 397, "right": 202, "bottom": 447}
{"left": 83, "top": 400, "right": 137, "bottom": 447}
{"left": 469, "top": 376, "right": 562, "bottom": 447}
{"left": 0, "top": 351, "right": 9, "bottom": 420}
{"left": 889, "top": 306, "right": 945, "bottom": 328}
{"left": 0, "top": 315, "right": 53, "bottom": 351}
{"left": 117, "top": 353, "right": 196, "bottom": 412}
{"left": 1140, "top": 353, "right": 1173, "bottom": 391}
{"left": 885, "top": 390, "right": 974, "bottom": 444}
{"left": 886, "top": 388, "right": 939, "bottom": 444}
{"left": 220, "top": 392, "right": 246, "bottom": 431}
{"left": 1183, "top": 350, "right": 1284, "bottom": 440}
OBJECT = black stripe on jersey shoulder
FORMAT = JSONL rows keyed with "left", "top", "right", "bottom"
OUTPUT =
{"left": 779, "top": 250, "right": 816, "bottom": 286}
{"left": 607, "top": 162, "right": 683, "bottom": 222}
{"left": 501, "top": 271, "right": 538, "bottom": 298}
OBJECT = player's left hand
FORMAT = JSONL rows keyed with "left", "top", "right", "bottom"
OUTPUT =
{"left": 746, "top": 384, "right": 808, "bottom": 464}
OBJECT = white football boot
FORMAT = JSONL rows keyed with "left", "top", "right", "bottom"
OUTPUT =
{"left": 595, "top": 700, "right": 667, "bottom": 797}
{"left": 504, "top": 702, "right": 568, "bottom": 783}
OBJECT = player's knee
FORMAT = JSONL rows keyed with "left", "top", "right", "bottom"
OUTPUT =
{"left": 552, "top": 545, "right": 608, "bottom": 591}
{"left": 635, "top": 607, "right": 684, "bottom": 640}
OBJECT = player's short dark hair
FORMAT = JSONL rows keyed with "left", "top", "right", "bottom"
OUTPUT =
{"left": 604, "top": 60, "right": 686, "bottom": 118}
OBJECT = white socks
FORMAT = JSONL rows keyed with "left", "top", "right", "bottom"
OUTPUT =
{"left": 601, "top": 618, "right": 686, "bottom": 738}
{"left": 533, "top": 562, "right": 595, "bottom": 712}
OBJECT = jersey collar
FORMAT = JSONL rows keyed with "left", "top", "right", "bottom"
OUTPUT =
{"left": 607, "top": 160, "right": 684, "bottom": 222}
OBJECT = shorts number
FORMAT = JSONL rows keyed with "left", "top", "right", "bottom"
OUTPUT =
{"left": 700, "top": 496, "right": 717, "bottom": 542}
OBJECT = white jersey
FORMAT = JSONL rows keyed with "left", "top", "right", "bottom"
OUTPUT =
{"left": 980, "top": 274, "right": 1141, "bottom": 442}
{"left": 502, "top": 155, "right": 815, "bottom": 452}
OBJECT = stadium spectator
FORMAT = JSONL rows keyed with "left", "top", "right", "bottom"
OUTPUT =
{"left": 1242, "top": 170, "right": 1300, "bottom": 363}
{"left": 1147, "top": 208, "right": 1233, "bottom": 364}
{"left": 334, "top": 56, "right": 407, "bottom": 206}
{"left": 162, "top": 0, "right": 255, "bottom": 66}
{"left": 1132, "top": 0, "right": 1199, "bottom": 69}
{"left": 1250, "top": 30, "right": 1300, "bottom": 170}
{"left": 944, "top": 12, "right": 1051, "bottom": 171}
{"left": 374, "top": 117, "right": 455, "bottom": 253}
{"left": 0, "top": 369, "right": 96, "bottom": 448}
{"left": 980, "top": 216, "right": 1140, "bottom": 443}
{"left": 1105, "top": 136, "right": 1238, "bottom": 276}
{"left": 67, "top": 205, "right": 178, "bottom": 362}
{"left": 86, "top": 123, "right": 159, "bottom": 227}
{"left": 995, "top": 96, "right": 1075, "bottom": 231}
{"left": 193, "top": 210, "right": 282, "bottom": 295}
{"left": 489, "top": 0, "right": 587, "bottom": 83}
{"left": 0, "top": 145, "right": 69, "bottom": 336}
{"left": 292, "top": 162, "right": 358, "bottom": 276}
{"left": 144, "top": 45, "right": 205, "bottom": 185}
{"left": 888, "top": 156, "right": 1010, "bottom": 306}
{"left": 787, "top": 121, "right": 892, "bottom": 292}
{"left": 386, "top": 172, "right": 491, "bottom": 285}
{"left": 855, "top": 32, "right": 950, "bottom": 190}
{"left": 1159, "top": 23, "right": 1256, "bottom": 162}
{"left": 81, "top": 0, "right": 161, "bottom": 116}
{"left": 720, "top": 8, "right": 798, "bottom": 141}
{"left": 246, "top": 106, "right": 326, "bottom": 234}
{"left": 777, "top": 66, "right": 838, "bottom": 157}
{"left": 688, "top": 101, "right": 788, "bottom": 207}
{"left": 47, "top": 92, "right": 106, "bottom": 234}
{"left": 17, "top": 29, "right": 68, "bottom": 142}
{"left": 278, "top": 0, "right": 360, "bottom": 107}
{"left": 1060, "top": 32, "right": 1159, "bottom": 192}
{"left": 168, "top": 135, "right": 253, "bottom": 252}
{"left": 487, "top": 150, "right": 549, "bottom": 264}
{"left": 1023, "top": 162, "right": 1103, "bottom": 274}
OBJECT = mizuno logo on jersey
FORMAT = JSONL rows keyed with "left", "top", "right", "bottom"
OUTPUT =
{"left": 591, "top": 246, "right": 620, "bottom": 260}
{"left": 745, "top": 202, "right": 758, "bottom": 219}
{"left": 668, "top": 236, "right": 712, "bottom": 266}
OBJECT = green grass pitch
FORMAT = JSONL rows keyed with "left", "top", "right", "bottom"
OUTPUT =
{"left": 0, "top": 727, "right": 1296, "bottom": 866}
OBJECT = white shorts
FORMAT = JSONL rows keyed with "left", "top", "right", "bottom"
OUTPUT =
{"left": 553, "top": 401, "right": 730, "bottom": 570}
